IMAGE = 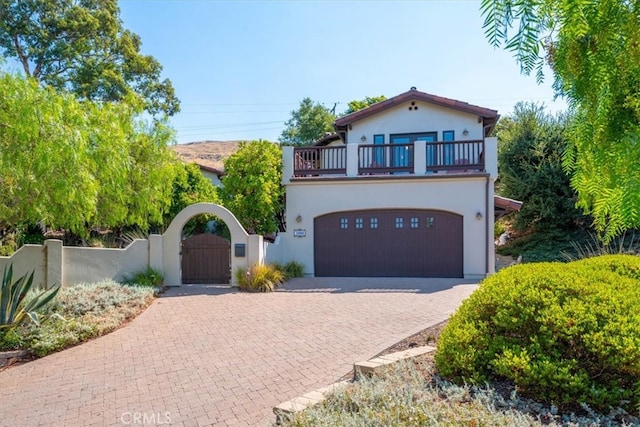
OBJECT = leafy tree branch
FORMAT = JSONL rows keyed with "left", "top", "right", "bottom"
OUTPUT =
{"left": 482, "top": 0, "right": 640, "bottom": 241}
{"left": 0, "top": 0, "right": 180, "bottom": 116}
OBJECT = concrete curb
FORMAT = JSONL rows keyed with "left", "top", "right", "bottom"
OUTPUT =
{"left": 354, "top": 345, "right": 435, "bottom": 377}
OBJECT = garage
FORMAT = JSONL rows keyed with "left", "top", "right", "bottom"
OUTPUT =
{"left": 314, "top": 209, "right": 463, "bottom": 277}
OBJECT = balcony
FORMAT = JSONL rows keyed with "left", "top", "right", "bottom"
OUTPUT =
{"left": 284, "top": 138, "right": 497, "bottom": 181}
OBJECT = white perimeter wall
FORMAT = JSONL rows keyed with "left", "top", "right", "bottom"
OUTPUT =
{"left": 0, "top": 239, "right": 150, "bottom": 288}
{"left": 270, "top": 176, "right": 494, "bottom": 279}
{"left": 0, "top": 244, "right": 48, "bottom": 289}
{"left": 0, "top": 204, "right": 265, "bottom": 288}
{"left": 63, "top": 240, "right": 149, "bottom": 285}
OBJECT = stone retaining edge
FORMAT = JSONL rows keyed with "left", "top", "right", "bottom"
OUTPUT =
{"left": 272, "top": 344, "right": 436, "bottom": 424}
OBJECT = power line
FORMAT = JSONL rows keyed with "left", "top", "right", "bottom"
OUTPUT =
{"left": 175, "top": 120, "right": 283, "bottom": 131}
{"left": 178, "top": 126, "right": 283, "bottom": 138}
{"left": 177, "top": 110, "right": 292, "bottom": 115}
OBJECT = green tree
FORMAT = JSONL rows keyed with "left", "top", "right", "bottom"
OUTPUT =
{"left": 163, "top": 162, "right": 220, "bottom": 235}
{"left": 279, "top": 98, "right": 335, "bottom": 146}
{"left": 0, "top": 71, "right": 177, "bottom": 239}
{"left": 496, "top": 102, "right": 584, "bottom": 232}
{"left": 342, "top": 95, "right": 386, "bottom": 115}
{"left": 0, "top": 0, "right": 179, "bottom": 116}
{"left": 481, "top": 0, "right": 640, "bottom": 241}
{"left": 219, "top": 140, "right": 284, "bottom": 235}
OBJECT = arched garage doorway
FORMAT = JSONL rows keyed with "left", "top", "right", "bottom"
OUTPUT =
{"left": 314, "top": 209, "right": 463, "bottom": 278}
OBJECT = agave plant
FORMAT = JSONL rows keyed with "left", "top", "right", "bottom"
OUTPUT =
{"left": 0, "top": 265, "right": 60, "bottom": 331}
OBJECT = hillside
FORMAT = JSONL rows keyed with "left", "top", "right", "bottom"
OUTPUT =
{"left": 172, "top": 140, "right": 242, "bottom": 171}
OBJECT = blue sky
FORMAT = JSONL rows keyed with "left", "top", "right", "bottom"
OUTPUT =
{"left": 118, "top": 0, "right": 566, "bottom": 144}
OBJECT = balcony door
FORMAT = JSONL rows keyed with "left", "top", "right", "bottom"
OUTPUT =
{"left": 390, "top": 132, "right": 437, "bottom": 168}
{"left": 390, "top": 135, "right": 411, "bottom": 168}
{"left": 417, "top": 133, "right": 437, "bottom": 167}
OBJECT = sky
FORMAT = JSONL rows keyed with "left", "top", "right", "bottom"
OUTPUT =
{"left": 117, "top": 0, "right": 567, "bottom": 144}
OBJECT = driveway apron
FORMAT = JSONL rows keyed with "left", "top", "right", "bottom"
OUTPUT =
{"left": 0, "top": 277, "right": 477, "bottom": 426}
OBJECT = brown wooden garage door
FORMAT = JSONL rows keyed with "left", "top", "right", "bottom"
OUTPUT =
{"left": 181, "top": 234, "right": 231, "bottom": 284}
{"left": 314, "top": 209, "right": 463, "bottom": 278}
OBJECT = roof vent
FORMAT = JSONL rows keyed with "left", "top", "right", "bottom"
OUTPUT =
{"left": 410, "top": 86, "right": 417, "bottom": 91}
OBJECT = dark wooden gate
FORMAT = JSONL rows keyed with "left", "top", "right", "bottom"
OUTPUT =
{"left": 181, "top": 234, "right": 231, "bottom": 284}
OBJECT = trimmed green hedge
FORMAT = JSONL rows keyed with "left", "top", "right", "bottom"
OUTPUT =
{"left": 435, "top": 255, "right": 640, "bottom": 413}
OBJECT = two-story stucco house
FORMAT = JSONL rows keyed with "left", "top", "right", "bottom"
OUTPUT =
{"left": 272, "top": 87, "right": 499, "bottom": 279}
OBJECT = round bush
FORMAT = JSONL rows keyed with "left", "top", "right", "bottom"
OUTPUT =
{"left": 435, "top": 255, "right": 640, "bottom": 414}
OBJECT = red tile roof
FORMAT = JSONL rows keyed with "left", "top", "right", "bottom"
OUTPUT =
{"left": 494, "top": 195, "right": 523, "bottom": 212}
{"left": 313, "top": 132, "right": 342, "bottom": 146}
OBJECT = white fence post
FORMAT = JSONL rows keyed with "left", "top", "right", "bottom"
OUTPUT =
{"left": 484, "top": 137, "right": 498, "bottom": 178}
{"left": 282, "top": 146, "right": 293, "bottom": 184}
{"left": 149, "top": 234, "right": 163, "bottom": 272}
{"left": 414, "top": 141, "right": 426, "bottom": 175}
{"left": 346, "top": 144, "right": 359, "bottom": 177}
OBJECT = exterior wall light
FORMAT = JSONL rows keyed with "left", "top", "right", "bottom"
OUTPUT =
{"left": 462, "top": 129, "right": 469, "bottom": 136}
{"left": 360, "top": 135, "right": 367, "bottom": 142}
{"left": 295, "top": 214, "right": 302, "bottom": 223}
{"left": 475, "top": 211, "right": 483, "bottom": 220}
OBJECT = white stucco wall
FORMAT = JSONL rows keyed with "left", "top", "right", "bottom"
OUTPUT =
{"left": 63, "top": 239, "right": 149, "bottom": 285}
{"left": 201, "top": 169, "right": 223, "bottom": 187}
{"left": 273, "top": 175, "right": 493, "bottom": 279}
{"left": 349, "top": 101, "right": 485, "bottom": 144}
{"left": 0, "top": 239, "right": 148, "bottom": 288}
{"left": 0, "top": 244, "right": 47, "bottom": 288}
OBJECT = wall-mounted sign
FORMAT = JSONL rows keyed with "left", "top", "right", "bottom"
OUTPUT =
{"left": 234, "top": 243, "right": 246, "bottom": 257}
{"left": 293, "top": 229, "right": 306, "bottom": 238}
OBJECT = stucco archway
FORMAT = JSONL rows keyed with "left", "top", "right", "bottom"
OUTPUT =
{"left": 157, "top": 203, "right": 264, "bottom": 286}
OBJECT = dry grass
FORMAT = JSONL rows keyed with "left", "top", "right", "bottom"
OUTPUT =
{"left": 171, "top": 140, "right": 242, "bottom": 171}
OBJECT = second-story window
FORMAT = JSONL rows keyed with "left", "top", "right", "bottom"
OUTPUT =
{"left": 443, "top": 130, "right": 455, "bottom": 141}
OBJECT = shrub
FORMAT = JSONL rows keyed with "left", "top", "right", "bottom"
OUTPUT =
{"left": 494, "top": 218, "right": 507, "bottom": 239}
{"left": 15, "top": 280, "right": 155, "bottom": 356}
{"left": 273, "top": 260, "right": 305, "bottom": 279}
{"left": 235, "top": 263, "right": 285, "bottom": 292}
{"left": 496, "top": 103, "right": 586, "bottom": 232}
{"left": 0, "top": 232, "right": 17, "bottom": 256}
{"left": 280, "top": 360, "right": 552, "bottom": 426}
{"left": 0, "top": 328, "right": 24, "bottom": 351}
{"left": 27, "top": 318, "right": 97, "bottom": 357}
{"left": 283, "top": 261, "right": 305, "bottom": 278}
{"left": 497, "top": 228, "right": 592, "bottom": 262}
{"left": 561, "top": 231, "right": 639, "bottom": 262}
{"left": 123, "top": 267, "right": 164, "bottom": 288}
{"left": 435, "top": 255, "right": 640, "bottom": 414}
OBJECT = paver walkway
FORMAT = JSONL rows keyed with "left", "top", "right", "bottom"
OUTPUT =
{"left": 0, "top": 277, "right": 476, "bottom": 426}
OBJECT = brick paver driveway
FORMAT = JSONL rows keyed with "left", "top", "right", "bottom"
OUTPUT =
{"left": 0, "top": 277, "right": 476, "bottom": 427}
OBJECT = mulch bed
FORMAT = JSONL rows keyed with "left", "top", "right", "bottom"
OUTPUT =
{"left": 375, "top": 320, "right": 447, "bottom": 357}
